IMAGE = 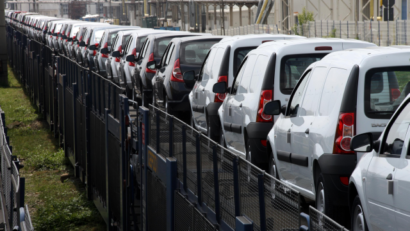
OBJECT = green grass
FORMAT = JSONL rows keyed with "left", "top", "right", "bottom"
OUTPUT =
{"left": 0, "top": 66, "right": 106, "bottom": 231}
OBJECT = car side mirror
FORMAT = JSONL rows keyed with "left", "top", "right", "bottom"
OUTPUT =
{"left": 147, "top": 60, "right": 157, "bottom": 70}
{"left": 183, "top": 70, "right": 196, "bottom": 88}
{"left": 112, "top": 50, "right": 120, "bottom": 58}
{"left": 79, "top": 41, "right": 85, "bottom": 46}
{"left": 351, "top": 133, "right": 373, "bottom": 152}
{"left": 126, "top": 54, "right": 135, "bottom": 62}
{"left": 101, "top": 47, "right": 108, "bottom": 54}
{"left": 263, "top": 100, "right": 282, "bottom": 115}
{"left": 213, "top": 82, "right": 227, "bottom": 94}
{"left": 89, "top": 44, "right": 97, "bottom": 50}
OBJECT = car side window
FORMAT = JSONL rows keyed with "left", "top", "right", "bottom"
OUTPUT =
{"left": 231, "top": 57, "right": 248, "bottom": 95}
{"left": 299, "top": 67, "right": 328, "bottom": 116}
{"left": 164, "top": 43, "right": 175, "bottom": 66}
{"left": 141, "top": 40, "right": 150, "bottom": 59}
{"left": 198, "top": 50, "right": 211, "bottom": 85}
{"left": 160, "top": 45, "right": 171, "bottom": 67}
{"left": 381, "top": 101, "right": 410, "bottom": 158}
{"left": 287, "top": 70, "right": 312, "bottom": 117}
{"left": 238, "top": 54, "right": 257, "bottom": 94}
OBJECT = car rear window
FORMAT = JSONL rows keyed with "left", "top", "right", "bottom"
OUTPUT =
{"left": 70, "top": 26, "right": 81, "bottom": 38}
{"left": 365, "top": 66, "right": 410, "bottom": 119}
{"left": 154, "top": 38, "right": 172, "bottom": 58}
{"left": 93, "top": 30, "right": 104, "bottom": 44}
{"left": 180, "top": 40, "right": 218, "bottom": 65}
{"left": 234, "top": 47, "right": 256, "bottom": 75}
{"left": 55, "top": 23, "right": 63, "bottom": 33}
{"left": 280, "top": 54, "right": 327, "bottom": 94}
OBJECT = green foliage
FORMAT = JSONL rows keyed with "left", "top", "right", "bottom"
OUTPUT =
{"left": 35, "top": 194, "right": 103, "bottom": 231}
{"left": 26, "top": 147, "right": 66, "bottom": 170}
{"left": 1, "top": 65, "right": 106, "bottom": 231}
{"left": 292, "top": 7, "right": 315, "bottom": 35}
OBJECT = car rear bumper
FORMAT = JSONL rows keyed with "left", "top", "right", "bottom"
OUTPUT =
{"left": 318, "top": 154, "right": 357, "bottom": 206}
{"left": 167, "top": 94, "right": 190, "bottom": 112}
{"left": 246, "top": 122, "right": 273, "bottom": 169}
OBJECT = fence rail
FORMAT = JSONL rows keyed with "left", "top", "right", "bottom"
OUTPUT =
{"left": 0, "top": 107, "right": 34, "bottom": 231}
{"left": 6, "top": 21, "right": 350, "bottom": 231}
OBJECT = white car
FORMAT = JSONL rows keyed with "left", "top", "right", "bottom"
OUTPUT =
{"left": 349, "top": 92, "right": 410, "bottom": 231}
{"left": 265, "top": 46, "right": 410, "bottom": 226}
{"left": 214, "top": 38, "right": 375, "bottom": 171}
{"left": 189, "top": 34, "right": 303, "bottom": 142}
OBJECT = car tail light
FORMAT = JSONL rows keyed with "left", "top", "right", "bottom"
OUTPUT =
{"left": 115, "top": 45, "right": 122, "bottom": 62}
{"left": 102, "top": 42, "right": 109, "bottom": 58}
{"left": 262, "top": 40, "right": 273, "bottom": 43}
{"left": 340, "top": 177, "right": 349, "bottom": 185}
{"left": 146, "top": 53, "right": 156, "bottom": 74}
{"left": 256, "top": 90, "right": 273, "bottom": 122}
{"left": 129, "top": 48, "right": 137, "bottom": 67}
{"left": 315, "top": 46, "right": 332, "bottom": 51}
{"left": 333, "top": 112, "right": 355, "bottom": 154}
{"left": 214, "top": 76, "right": 228, "bottom": 103}
{"left": 391, "top": 88, "right": 401, "bottom": 101}
{"left": 260, "top": 140, "right": 267, "bottom": 147}
{"left": 170, "top": 59, "right": 183, "bottom": 82}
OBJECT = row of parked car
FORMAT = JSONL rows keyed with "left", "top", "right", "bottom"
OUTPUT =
{"left": 7, "top": 10, "right": 410, "bottom": 231}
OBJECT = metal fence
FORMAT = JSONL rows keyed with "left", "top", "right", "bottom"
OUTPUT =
{"left": 0, "top": 108, "right": 34, "bottom": 231}
{"left": 207, "top": 20, "right": 410, "bottom": 46}
{"left": 6, "top": 21, "right": 351, "bottom": 231}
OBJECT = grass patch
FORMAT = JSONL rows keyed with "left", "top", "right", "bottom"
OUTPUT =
{"left": 0, "top": 66, "right": 106, "bottom": 231}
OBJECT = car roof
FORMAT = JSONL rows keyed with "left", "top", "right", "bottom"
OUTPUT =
{"left": 147, "top": 32, "right": 198, "bottom": 40}
{"left": 315, "top": 46, "right": 410, "bottom": 70}
{"left": 129, "top": 30, "right": 170, "bottom": 37}
{"left": 171, "top": 35, "right": 226, "bottom": 43}
{"left": 213, "top": 34, "right": 304, "bottom": 48}
{"left": 250, "top": 38, "right": 375, "bottom": 57}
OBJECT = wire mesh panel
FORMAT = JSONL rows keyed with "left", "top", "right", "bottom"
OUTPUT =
{"left": 107, "top": 132, "right": 121, "bottom": 225}
{"left": 75, "top": 98, "right": 86, "bottom": 178}
{"left": 147, "top": 169, "right": 166, "bottom": 231}
{"left": 89, "top": 112, "right": 107, "bottom": 205}
{"left": 149, "top": 106, "right": 157, "bottom": 150}
{"left": 172, "top": 118, "right": 185, "bottom": 184}
{"left": 200, "top": 135, "right": 216, "bottom": 212}
{"left": 65, "top": 87, "right": 75, "bottom": 162}
{"left": 216, "top": 146, "right": 236, "bottom": 229}
{"left": 238, "top": 158, "right": 262, "bottom": 231}
{"left": 310, "top": 206, "right": 348, "bottom": 231}
{"left": 11, "top": 161, "right": 20, "bottom": 228}
{"left": 158, "top": 111, "right": 170, "bottom": 158}
{"left": 264, "top": 173, "right": 300, "bottom": 230}
{"left": 185, "top": 125, "right": 199, "bottom": 195}
{"left": 174, "top": 191, "right": 217, "bottom": 231}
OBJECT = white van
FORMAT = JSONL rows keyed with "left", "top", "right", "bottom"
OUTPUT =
{"left": 264, "top": 46, "right": 410, "bottom": 225}
{"left": 188, "top": 34, "right": 304, "bottom": 141}
{"left": 213, "top": 38, "right": 375, "bottom": 171}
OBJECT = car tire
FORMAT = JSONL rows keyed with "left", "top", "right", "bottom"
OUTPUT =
{"left": 351, "top": 195, "right": 368, "bottom": 231}
{"left": 315, "top": 173, "right": 336, "bottom": 220}
{"left": 207, "top": 116, "right": 219, "bottom": 142}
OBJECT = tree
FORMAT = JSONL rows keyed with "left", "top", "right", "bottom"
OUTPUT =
{"left": 292, "top": 7, "right": 314, "bottom": 35}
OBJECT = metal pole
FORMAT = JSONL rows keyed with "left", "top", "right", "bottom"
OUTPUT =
{"left": 387, "top": 0, "right": 390, "bottom": 45}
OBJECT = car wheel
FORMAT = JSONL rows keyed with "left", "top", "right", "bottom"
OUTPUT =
{"left": 315, "top": 173, "right": 337, "bottom": 220}
{"left": 351, "top": 195, "right": 368, "bottom": 231}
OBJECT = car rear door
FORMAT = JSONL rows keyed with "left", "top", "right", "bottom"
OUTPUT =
{"left": 390, "top": 100, "right": 410, "bottom": 231}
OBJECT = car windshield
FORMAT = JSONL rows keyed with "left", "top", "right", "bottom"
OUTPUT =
{"left": 365, "top": 67, "right": 410, "bottom": 119}
{"left": 180, "top": 40, "right": 219, "bottom": 65}
{"left": 280, "top": 54, "right": 327, "bottom": 94}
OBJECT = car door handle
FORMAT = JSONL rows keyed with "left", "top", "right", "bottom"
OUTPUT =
{"left": 305, "top": 129, "right": 309, "bottom": 135}
{"left": 387, "top": 173, "right": 394, "bottom": 195}
{"left": 386, "top": 173, "right": 393, "bottom": 180}
{"left": 239, "top": 104, "right": 242, "bottom": 108}
{"left": 202, "top": 88, "right": 205, "bottom": 91}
